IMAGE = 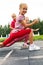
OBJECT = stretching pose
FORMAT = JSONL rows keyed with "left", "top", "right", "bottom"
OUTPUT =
{"left": 0, "top": 3, "right": 40, "bottom": 51}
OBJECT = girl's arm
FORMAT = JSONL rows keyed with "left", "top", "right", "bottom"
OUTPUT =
{"left": 20, "top": 19, "right": 39, "bottom": 28}
{"left": 10, "top": 26, "right": 14, "bottom": 30}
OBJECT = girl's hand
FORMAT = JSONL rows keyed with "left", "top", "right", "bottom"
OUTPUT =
{"left": 33, "top": 19, "right": 39, "bottom": 24}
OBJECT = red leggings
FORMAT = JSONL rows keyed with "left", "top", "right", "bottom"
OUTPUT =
{"left": 3, "top": 29, "right": 31, "bottom": 47}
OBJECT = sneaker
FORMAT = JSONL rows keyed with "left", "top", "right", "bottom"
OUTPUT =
{"left": 29, "top": 44, "right": 40, "bottom": 51}
{"left": 21, "top": 43, "right": 29, "bottom": 49}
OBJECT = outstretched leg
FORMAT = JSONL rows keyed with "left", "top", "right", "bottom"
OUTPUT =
{"left": 0, "top": 29, "right": 31, "bottom": 47}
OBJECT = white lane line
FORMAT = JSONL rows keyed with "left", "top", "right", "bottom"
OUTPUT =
{"left": 10, "top": 55, "right": 43, "bottom": 61}
{"left": 14, "top": 55, "right": 43, "bottom": 60}
{"left": 0, "top": 49, "right": 13, "bottom": 65}
{"left": 14, "top": 57, "right": 28, "bottom": 60}
{"left": 29, "top": 55, "right": 43, "bottom": 59}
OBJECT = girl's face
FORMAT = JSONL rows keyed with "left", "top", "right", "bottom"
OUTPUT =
{"left": 20, "top": 4, "right": 28, "bottom": 15}
{"left": 25, "top": 17, "right": 30, "bottom": 23}
{"left": 12, "top": 15, "right": 16, "bottom": 20}
{"left": 25, "top": 17, "right": 29, "bottom": 22}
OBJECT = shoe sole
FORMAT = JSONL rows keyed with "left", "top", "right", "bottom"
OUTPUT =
{"left": 29, "top": 48, "right": 40, "bottom": 51}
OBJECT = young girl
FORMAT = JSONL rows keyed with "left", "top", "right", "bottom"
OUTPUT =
{"left": 10, "top": 13, "right": 16, "bottom": 30}
{"left": 0, "top": 3, "right": 40, "bottom": 51}
{"left": 10, "top": 13, "right": 16, "bottom": 34}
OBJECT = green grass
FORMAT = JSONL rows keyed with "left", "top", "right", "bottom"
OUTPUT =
{"left": 0, "top": 37, "right": 7, "bottom": 42}
{"left": 0, "top": 35, "right": 43, "bottom": 42}
{"left": 34, "top": 35, "right": 43, "bottom": 40}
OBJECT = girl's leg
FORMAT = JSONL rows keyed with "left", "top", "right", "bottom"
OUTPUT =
{"left": 28, "top": 30, "right": 40, "bottom": 51}
{"left": 22, "top": 35, "right": 29, "bottom": 48}
{"left": 6, "top": 35, "right": 28, "bottom": 47}
{"left": 28, "top": 29, "right": 33, "bottom": 44}
{"left": 23, "top": 29, "right": 40, "bottom": 50}
{"left": 0, "top": 36, "right": 14, "bottom": 47}
{"left": 0, "top": 42, "right": 4, "bottom": 47}
{"left": 0, "top": 29, "right": 31, "bottom": 47}
{"left": 22, "top": 28, "right": 33, "bottom": 48}
{"left": 24, "top": 28, "right": 33, "bottom": 44}
{"left": 1, "top": 28, "right": 39, "bottom": 50}
{"left": 0, "top": 29, "right": 40, "bottom": 50}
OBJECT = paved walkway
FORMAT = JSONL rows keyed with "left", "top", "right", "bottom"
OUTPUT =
{"left": 0, "top": 41, "right": 43, "bottom": 65}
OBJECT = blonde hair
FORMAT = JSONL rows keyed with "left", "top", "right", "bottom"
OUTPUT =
{"left": 11, "top": 13, "right": 16, "bottom": 17}
{"left": 19, "top": 3, "right": 28, "bottom": 9}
